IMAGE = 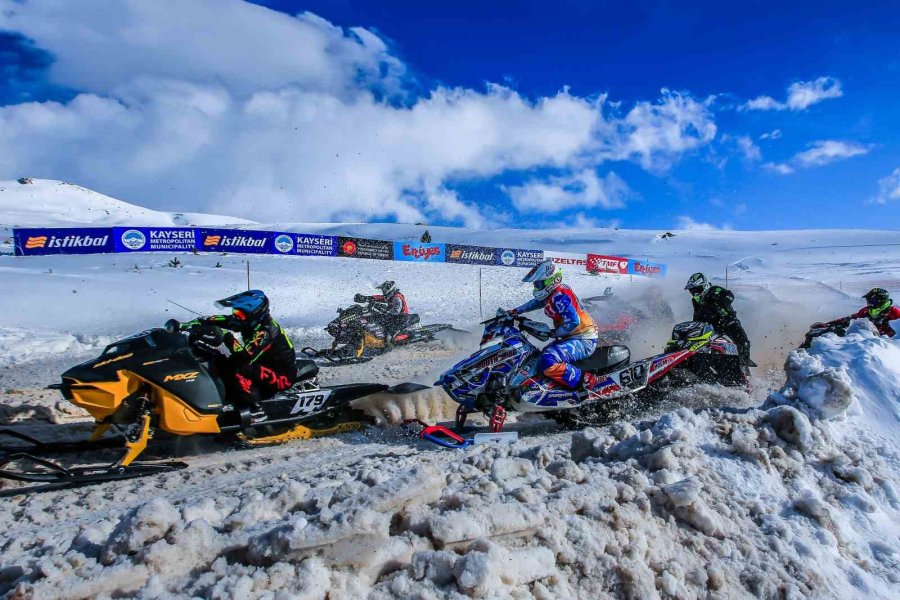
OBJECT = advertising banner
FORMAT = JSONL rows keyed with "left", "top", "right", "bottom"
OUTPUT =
{"left": 337, "top": 236, "right": 393, "bottom": 260}
{"left": 113, "top": 227, "right": 195, "bottom": 252}
{"left": 393, "top": 241, "right": 446, "bottom": 262}
{"left": 291, "top": 233, "right": 339, "bottom": 257}
{"left": 197, "top": 228, "right": 272, "bottom": 253}
{"left": 14, "top": 227, "right": 114, "bottom": 256}
{"left": 495, "top": 248, "right": 544, "bottom": 268}
{"left": 544, "top": 250, "right": 589, "bottom": 269}
{"left": 628, "top": 258, "right": 667, "bottom": 277}
{"left": 445, "top": 244, "right": 498, "bottom": 265}
{"left": 587, "top": 254, "right": 630, "bottom": 275}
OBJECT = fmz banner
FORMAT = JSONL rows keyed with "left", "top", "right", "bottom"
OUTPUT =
{"left": 337, "top": 237, "right": 393, "bottom": 260}
{"left": 446, "top": 244, "right": 498, "bottom": 265}
{"left": 587, "top": 254, "right": 630, "bottom": 274}
{"left": 628, "top": 259, "right": 667, "bottom": 277}
{"left": 393, "top": 241, "right": 445, "bottom": 262}
{"left": 114, "top": 227, "right": 195, "bottom": 252}
{"left": 495, "top": 248, "right": 544, "bottom": 268}
{"left": 14, "top": 227, "right": 114, "bottom": 256}
{"left": 197, "top": 229, "right": 272, "bottom": 253}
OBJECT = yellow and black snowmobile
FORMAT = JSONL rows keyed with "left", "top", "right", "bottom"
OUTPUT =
{"left": 0, "top": 320, "right": 386, "bottom": 491}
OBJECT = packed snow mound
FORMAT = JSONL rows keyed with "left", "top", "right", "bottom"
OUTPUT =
{"left": 0, "top": 327, "right": 111, "bottom": 368}
{"left": 0, "top": 179, "right": 250, "bottom": 227}
{"left": 771, "top": 320, "right": 900, "bottom": 440}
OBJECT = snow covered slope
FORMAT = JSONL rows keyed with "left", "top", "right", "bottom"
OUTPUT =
{"left": 0, "top": 179, "right": 251, "bottom": 228}
{"left": 0, "top": 182, "right": 899, "bottom": 598}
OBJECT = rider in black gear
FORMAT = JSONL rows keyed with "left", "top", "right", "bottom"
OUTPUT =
{"left": 183, "top": 290, "right": 297, "bottom": 419}
{"left": 685, "top": 273, "right": 753, "bottom": 366}
{"left": 354, "top": 281, "right": 415, "bottom": 346}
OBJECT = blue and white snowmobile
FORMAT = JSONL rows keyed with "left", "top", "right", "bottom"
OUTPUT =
{"left": 436, "top": 312, "right": 748, "bottom": 433}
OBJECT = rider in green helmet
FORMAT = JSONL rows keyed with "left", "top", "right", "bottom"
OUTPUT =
{"left": 826, "top": 288, "right": 900, "bottom": 336}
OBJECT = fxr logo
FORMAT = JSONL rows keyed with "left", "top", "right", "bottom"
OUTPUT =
{"left": 164, "top": 371, "right": 199, "bottom": 382}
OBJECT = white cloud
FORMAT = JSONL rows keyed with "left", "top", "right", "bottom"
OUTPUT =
{"left": 736, "top": 136, "right": 761, "bottom": 161}
{"left": 504, "top": 170, "right": 631, "bottom": 213}
{"left": 763, "top": 140, "right": 870, "bottom": 175}
{"left": 676, "top": 216, "right": 732, "bottom": 231}
{"left": 760, "top": 129, "right": 782, "bottom": 140}
{"left": 869, "top": 167, "right": 900, "bottom": 204}
{"left": 786, "top": 77, "right": 843, "bottom": 110}
{"left": 600, "top": 89, "right": 717, "bottom": 170}
{"left": 793, "top": 140, "right": 870, "bottom": 167}
{"left": 0, "top": 1, "right": 719, "bottom": 226}
{"left": 763, "top": 163, "right": 795, "bottom": 175}
{"left": 740, "top": 76, "right": 843, "bottom": 112}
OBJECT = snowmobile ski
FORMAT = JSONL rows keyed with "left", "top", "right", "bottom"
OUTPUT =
{"left": 0, "top": 452, "right": 187, "bottom": 496}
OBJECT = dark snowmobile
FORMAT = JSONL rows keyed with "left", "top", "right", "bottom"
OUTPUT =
{"left": 800, "top": 322, "right": 846, "bottom": 348}
{"left": 302, "top": 298, "right": 454, "bottom": 366}
{"left": 0, "top": 320, "right": 386, "bottom": 491}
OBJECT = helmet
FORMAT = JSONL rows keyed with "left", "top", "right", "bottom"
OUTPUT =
{"left": 685, "top": 273, "right": 710, "bottom": 302}
{"left": 863, "top": 288, "right": 891, "bottom": 318}
{"left": 377, "top": 281, "right": 396, "bottom": 296}
{"left": 215, "top": 289, "right": 270, "bottom": 327}
{"left": 522, "top": 259, "right": 562, "bottom": 300}
{"left": 603, "top": 286, "right": 615, "bottom": 298}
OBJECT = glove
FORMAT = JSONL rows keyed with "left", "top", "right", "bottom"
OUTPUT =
{"left": 354, "top": 293, "right": 367, "bottom": 303}
{"left": 223, "top": 332, "right": 241, "bottom": 352}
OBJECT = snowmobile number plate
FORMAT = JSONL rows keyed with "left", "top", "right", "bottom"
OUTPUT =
{"left": 617, "top": 363, "right": 648, "bottom": 389}
{"left": 290, "top": 390, "right": 333, "bottom": 415}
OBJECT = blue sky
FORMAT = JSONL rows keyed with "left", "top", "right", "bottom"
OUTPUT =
{"left": 1, "top": 0, "right": 898, "bottom": 230}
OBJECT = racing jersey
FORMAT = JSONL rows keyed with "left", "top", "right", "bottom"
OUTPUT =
{"left": 372, "top": 291, "right": 409, "bottom": 315}
{"left": 830, "top": 305, "right": 900, "bottom": 336}
{"left": 189, "top": 315, "right": 296, "bottom": 372}
{"left": 515, "top": 284, "right": 598, "bottom": 340}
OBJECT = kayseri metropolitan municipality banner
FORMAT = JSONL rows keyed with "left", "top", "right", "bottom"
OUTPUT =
{"left": 113, "top": 227, "right": 195, "bottom": 252}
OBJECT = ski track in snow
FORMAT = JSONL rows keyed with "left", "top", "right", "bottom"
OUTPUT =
{"left": 1, "top": 182, "right": 900, "bottom": 598}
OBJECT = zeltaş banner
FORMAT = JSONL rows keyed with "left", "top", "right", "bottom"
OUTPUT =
{"left": 544, "top": 250, "right": 589, "bottom": 269}
{"left": 197, "top": 228, "right": 272, "bottom": 253}
{"left": 14, "top": 227, "right": 114, "bottom": 256}
{"left": 113, "top": 227, "right": 195, "bottom": 252}
{"left": 393, "top": 241, "right": 446, "bottom": 262}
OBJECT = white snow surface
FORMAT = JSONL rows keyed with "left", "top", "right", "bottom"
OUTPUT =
{"left": 0, "top": 183, "right": 899, "bottom": 598}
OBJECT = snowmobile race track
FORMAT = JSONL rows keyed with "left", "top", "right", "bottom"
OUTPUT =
{"left": 1, "top": 186, "right": 900, "bottom": 598}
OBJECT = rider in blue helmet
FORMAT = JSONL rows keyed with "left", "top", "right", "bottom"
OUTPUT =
{"left": 183, "top": 290, "right": 297, "bottom": 419}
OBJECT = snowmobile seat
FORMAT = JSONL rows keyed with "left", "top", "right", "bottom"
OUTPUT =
{"left": 573, "top": 345, "right": 630, "bottom": 374}
{"left": 295, "top": 359, "right": 320, "bottom": 381}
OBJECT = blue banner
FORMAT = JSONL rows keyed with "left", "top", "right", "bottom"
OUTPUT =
{"left": 272, "top": 232, "right": 339, "bottom": 257}
{"left": 393, "top": 241, "right": 446, "bottom": 262}
{"left": 495, "top": 248, "right": 544, "bottom": 268}
{"left": 113, "top": 227, "right": 195, "bottom": 252}
{"left": 14, "top": 227, "right": 114, "bottom": 256}
{"left": 197, "top": 228, "right": 272, "bottom": 253}
{"left": 628, "top": 259, "right": 667, "bottom": 277}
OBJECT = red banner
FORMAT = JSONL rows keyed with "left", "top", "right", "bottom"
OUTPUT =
{"left": 587, "top": 254, "right": 630, "bottom": 274}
